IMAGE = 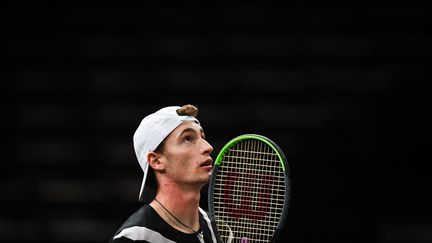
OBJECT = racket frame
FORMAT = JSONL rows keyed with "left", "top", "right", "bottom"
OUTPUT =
{"left": 208, "top": 134, "right": 291, "bottom": 242}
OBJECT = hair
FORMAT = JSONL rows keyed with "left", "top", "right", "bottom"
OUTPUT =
{"left": 176, "top": 104, "right": 198, "bottom": 117}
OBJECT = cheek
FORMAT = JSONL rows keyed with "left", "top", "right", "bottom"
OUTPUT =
{"left": 165, "top": 156, "right": 189, "bottom": 175}
{"left": 163, "top": 149, "right": 196, "bottom": 175}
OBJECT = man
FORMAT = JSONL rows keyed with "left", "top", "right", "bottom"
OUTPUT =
{"left": 110, "top": 104, "right": 220, "bottom": 243}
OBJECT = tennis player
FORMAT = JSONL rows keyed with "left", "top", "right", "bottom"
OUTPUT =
{"left": 109, "top": 104, "right": 220, "bottom": 243}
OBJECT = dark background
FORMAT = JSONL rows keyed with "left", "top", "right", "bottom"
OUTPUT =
{"left": 2, "top": 1, "right": 431, "bottom": 243}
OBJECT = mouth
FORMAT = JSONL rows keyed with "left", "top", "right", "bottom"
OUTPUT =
{"left": 200, "top": 158, "right": 213, "bottom": 168}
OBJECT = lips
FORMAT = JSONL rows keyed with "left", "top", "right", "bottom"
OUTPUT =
{"left": 200, "top": 158, "right": 213, "bottom": 167}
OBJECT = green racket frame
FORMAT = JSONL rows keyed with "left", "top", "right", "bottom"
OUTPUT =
{"left": 208, "top": 134, "right": 291, "bottom": 242}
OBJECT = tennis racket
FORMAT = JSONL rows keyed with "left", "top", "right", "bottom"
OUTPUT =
{"left": 208, "top": 134, "right": 291, "bottom": 243}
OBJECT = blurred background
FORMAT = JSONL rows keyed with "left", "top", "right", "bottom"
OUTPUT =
{"left": 2, "top": 1, "right": 431, "bottom": 243}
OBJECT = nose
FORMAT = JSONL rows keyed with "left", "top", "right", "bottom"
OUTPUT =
{"left": 202, "top": 138, "right": 213, "bottom": 155}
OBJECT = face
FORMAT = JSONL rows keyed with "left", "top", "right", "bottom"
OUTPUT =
{"left": 157, "top": 121, "right": 213, "bottom": 188}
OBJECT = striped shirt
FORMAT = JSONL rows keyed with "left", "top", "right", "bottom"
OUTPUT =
{"left": 110, "top": 204, "right": 220, "bottom": 243}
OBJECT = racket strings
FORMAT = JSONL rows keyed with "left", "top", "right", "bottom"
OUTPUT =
{"left": 213, "top": 139, "right": 285, "bottom": 242}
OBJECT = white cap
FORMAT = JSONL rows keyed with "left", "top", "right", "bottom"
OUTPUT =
{"left": 133, "top": 106, "right": 199, "bottom": 202}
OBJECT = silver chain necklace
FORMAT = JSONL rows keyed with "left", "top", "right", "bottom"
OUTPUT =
{"left": 154, "top": 198, "right": 204, "bottom": 238}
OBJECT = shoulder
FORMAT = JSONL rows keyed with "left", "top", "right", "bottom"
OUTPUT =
{"left": 199, "top": 207, "right": 221, "bottom": 243}
{"left": 109, "top": 204, "right": 176, "bottom": 243}
{"left": 198, "top": 207, "right": 216, "bottom": 227}
{"left": 198, "top": 207, "right": 210, "bottom": 218}
{"left": 113, "top": 204, "right": 153, "bottom": 233}
{"left": 110, "top": 236, "right": 150, "bottom": 243}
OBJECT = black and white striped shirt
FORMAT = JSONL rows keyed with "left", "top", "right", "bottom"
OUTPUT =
{"left": 110, "top": 204, "right": 220, "bottom": 243}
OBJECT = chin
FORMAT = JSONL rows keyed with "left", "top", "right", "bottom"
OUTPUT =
{"left": 202, "top": 174, "right": 211, "bottom": 183}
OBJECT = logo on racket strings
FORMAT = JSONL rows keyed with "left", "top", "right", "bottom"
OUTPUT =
{"left": 223, "top": 171, "right": 274, "bottom": 221}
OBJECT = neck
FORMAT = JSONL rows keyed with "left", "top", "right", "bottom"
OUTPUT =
{"left": 151, "top": 183, "right": 202, "bottom": 232}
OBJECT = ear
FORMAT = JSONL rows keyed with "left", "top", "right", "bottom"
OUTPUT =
{"left": 147, "top": 151, "right": 165, "bottom": 172}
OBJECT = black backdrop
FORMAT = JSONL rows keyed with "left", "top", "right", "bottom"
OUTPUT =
{"left": 3, "top": 2, "right": 431, "bottom": 243}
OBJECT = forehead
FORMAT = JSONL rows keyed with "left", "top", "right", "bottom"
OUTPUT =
{"left": 170, "top": 121, "right": 203, "bottom": 136}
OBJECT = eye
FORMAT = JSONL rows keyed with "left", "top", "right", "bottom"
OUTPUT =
{"left": 184, "top": 135, "right": 193, "bottom": 143}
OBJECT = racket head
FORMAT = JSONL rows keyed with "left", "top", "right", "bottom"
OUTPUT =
{"left": 208, "top": 134, "right": 291, "bottom": 242}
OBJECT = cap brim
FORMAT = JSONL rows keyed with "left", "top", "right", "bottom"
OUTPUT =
{"left": 138, "top": 163, "right": 156, "bottom": 202}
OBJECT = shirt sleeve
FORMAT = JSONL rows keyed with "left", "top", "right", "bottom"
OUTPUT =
{"left": 109, "top": 236, "right": 150, "bottom": 243}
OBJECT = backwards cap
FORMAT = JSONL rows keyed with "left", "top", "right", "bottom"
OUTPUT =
{"left": 133, "top": 105, "right": 199, "bottom": 202}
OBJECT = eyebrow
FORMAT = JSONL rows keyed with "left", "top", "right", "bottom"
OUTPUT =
{"left": 178, "top": 127, "right": 204, "bottom": 137}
